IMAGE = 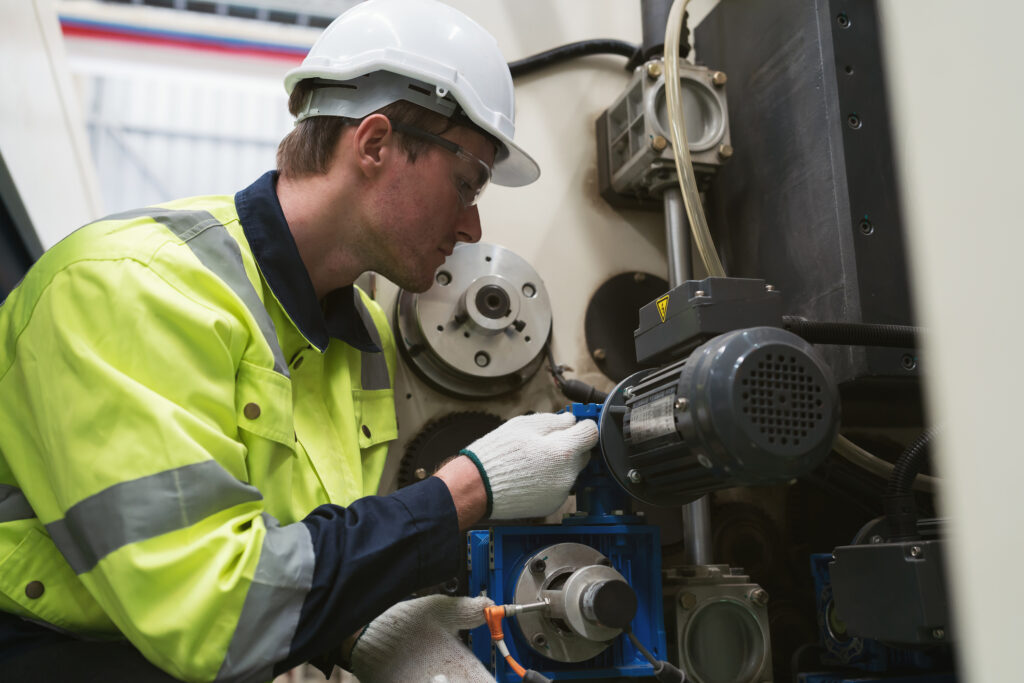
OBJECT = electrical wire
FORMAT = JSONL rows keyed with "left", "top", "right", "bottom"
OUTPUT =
{"left": 833, "top": 434, "right": 938, "bottom": 493}
{"left": 664, "top": 0, "right": 725, "bottom": 277}
{"left": 508, "top": 39, "right": 640, "bottom": 78}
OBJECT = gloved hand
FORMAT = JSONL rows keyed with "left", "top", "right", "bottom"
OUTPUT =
{"left": 349, "top": 595, "right": 494, "bottom": 683}
{"left": 460, "top": 412, "right": 599, "bottom": 519}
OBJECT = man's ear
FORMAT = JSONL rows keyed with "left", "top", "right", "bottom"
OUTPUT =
{"left": 352, "top": 114, "right": 396, "bottom": 177}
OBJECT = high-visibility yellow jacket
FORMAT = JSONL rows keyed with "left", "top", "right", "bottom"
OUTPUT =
{"left": 0, "top": 173, "right": 459, "bottom": 681}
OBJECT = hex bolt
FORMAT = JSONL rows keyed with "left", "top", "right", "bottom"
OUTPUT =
{"left": 623, "top": 386, "right": 635, "bottom": 399}
{"left": 932, "top": 628, "right": 945, "bottom": 640}
{"left": 749, "top": 588, "right": 770, "bottom": 606}
{"left": 651, "top": 135, "right": 668, "bottom": 152}
{"left": 718, "top": 143, "right": 734, "bottom": 159}
{"left": 593, "top": 348, "right": 607, "bottom": 361}
{"left": 414, "top": 467, "right": 428, "bottom": 480}
{"left": 694, "top": 290, "right": 706, "bottom": 298}
{"left": 765, "top": 284, "right": 776, "bottom": 292}
{"left": 530, "top": 559, "right": 547, "bottom": 575}
{"left": 512, "top": 319, "right": 527, "bottom": 332}
{"left": 627, "top": 469, "right": 643, "bottom": 484}
{"left": 711, "top": 71, "right": 728, "bottom": 86}
{"left": 646, "top": 61, "right": 663, "bottom": 79}
{"left": 675, "top": 397, "right": 689, "bottom": 411}
{"left": 910, "top": 545, "right": 923, "bottom": 558}
{"left": 679, "top": 592, "right": 697, "bottom": 610}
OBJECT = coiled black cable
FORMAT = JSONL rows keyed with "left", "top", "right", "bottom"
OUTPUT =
{"left": 509, "top": 39, "right": 641, "bottom": 78}
{"left": 887, "top": 428, "right": 936, "bottom": 498}
{"left": 782, "top": 316, "right": 921, "bottom": 349}
{"left": 883, "top": 428, "right": 937, "bottom": 540}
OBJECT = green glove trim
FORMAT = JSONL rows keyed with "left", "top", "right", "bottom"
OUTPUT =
{"left": 459, "top": 448, "right": 493, "bottom": 518}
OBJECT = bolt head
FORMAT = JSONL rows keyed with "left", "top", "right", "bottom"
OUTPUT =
{"left": 623, "top": 386, "right": 635, "bottom": 399}
{"left": 679, "top": 592, "right": 697, "bottom": 610}
{"left": 870, "top": 535, "right": 883, "bottom": 544}
{"left": 932, "top": 628, "right": 945, "bottom": 640}
{"left": 712, "top": 70, "right": 728, "bottom": 86}
{"left": 749, "top": 588, "right": 770, "bottom": 606}
{"left": 910, "top": 545, "right": 923, "bottom": 558}
{"left": 675, "top": 397, "right": 689, "bottom": 411}
{"left": 718, "top": 143, "right": 734, "bottom": 159}
{"left": 414, "top": 467, "right": 428, "bottom": 480}
{"left": 593, "top": 348, "right": 607, "bottom": 361}
{"left": 694, "top": 290, "right": 706, "bottom": 298}
{"left": 651, "top": 135, "right": 668, "bottom": 152}
{"left": 765, "top": 284, "right": 775, "bottom": 292}
{"left": 646, "top": 61, "right": 663, "bottom": 79}
{"left": 627, "top": 469, "right": 643, "bottom": 484}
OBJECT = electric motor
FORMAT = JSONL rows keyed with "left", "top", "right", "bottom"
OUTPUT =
{"left": 600, "top": 326, "right": 840, "bottom": 506}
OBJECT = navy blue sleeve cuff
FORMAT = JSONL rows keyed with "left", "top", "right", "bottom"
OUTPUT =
{"left": 273, "top": 477, "right": 460, "bottom": 676}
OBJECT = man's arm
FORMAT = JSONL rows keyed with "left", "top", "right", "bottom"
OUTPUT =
{"left": 434, "top": 455, "right": 487, "bottom": 530}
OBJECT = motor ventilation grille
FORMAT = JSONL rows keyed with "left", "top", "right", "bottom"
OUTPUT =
{"left": 738, "top": 347, "right": 826, "bottom": 450}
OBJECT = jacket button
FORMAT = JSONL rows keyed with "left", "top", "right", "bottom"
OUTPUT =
{"left": 244, "top": 403, "right": 261, "bottom": 419}
{"left": 25, "top": 581, "right": 44, "bottom": 599}
{"left": 361, "top": 425, "right": 372, "bottom": 438}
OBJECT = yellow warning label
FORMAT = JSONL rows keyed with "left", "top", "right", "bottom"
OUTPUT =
{"left": 656, "top": 295, "right": 670, "bottom": 323}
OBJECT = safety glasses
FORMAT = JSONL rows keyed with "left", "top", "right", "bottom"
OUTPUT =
{"left": 390, "top": 122, "right": 492, "bottom": 207}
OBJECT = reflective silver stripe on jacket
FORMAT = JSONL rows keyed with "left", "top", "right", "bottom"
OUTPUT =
{"left": 105, "top": 208, "right": 288, "bottom": 377}
{"left": 45, "top": 460, "right": 263, "bottom": 574}
{"left": 216, "top": 513, "right": 314, "bottom": 683}
{"left": 0, "top": 484, "right": 35, "bottom": 522}
{"left": 352, "top": 290, "right": 390, "bottom": 391}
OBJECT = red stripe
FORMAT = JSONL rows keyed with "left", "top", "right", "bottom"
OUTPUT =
{"left": 61, "top": 23, "right": 305, "bottom": 64}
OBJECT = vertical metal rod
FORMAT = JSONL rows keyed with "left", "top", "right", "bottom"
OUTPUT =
{"left": 664, "top": 187, "right": 690, "bottom": 288}
{"left": 664, "top": 186, "right": 713, "bottom": 566}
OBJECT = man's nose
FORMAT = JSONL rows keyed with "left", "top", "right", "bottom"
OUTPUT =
{"left": 456, "top": 205, "right": 482, "bottom": 244}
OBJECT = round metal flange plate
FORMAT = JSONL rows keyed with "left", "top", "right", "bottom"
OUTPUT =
{"left": 394, "top": 242, "right": 552, "bottom": 398}
{"left": 513, "top": 543, "right": 615, "bottom": 663}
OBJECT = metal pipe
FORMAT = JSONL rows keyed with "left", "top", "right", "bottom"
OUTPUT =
{"left": 664, "top": 186, "right": 712, "bottom": 565}
{"left": 640, "top": 0, "right": 672, "bottom": 59}
{"left": 663, "top": 187, "right": 690, "bottom": 288}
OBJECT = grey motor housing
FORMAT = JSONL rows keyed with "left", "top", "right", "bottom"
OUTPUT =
{"left": 600, "top": 326, "right": 840, "bottom": 506}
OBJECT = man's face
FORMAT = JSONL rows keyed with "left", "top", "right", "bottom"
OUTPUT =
{"left": 371, "top": 125, "right": 496, "bottom": 292}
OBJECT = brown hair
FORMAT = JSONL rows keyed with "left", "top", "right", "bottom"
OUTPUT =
{"left": 277, "top": 80, "right": 458, "bottom": 179}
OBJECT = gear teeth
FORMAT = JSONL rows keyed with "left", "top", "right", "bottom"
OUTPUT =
{"left": 398, "top": 411, "right": 504, "bottom": 488}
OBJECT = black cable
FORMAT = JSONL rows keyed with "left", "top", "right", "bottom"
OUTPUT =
{"left": 782, "top": 316, "right": 921, "bottom": 349}
{"left": 887, "top": 428, "right": 936, "bottom": 498}
{"left": 545, "top": 343, "right": 609, "bottom": 404}
{"left": 883, "top": 428, "right": 936, "bottom": 541}
{"left": 626, "top": 630, "right": 686, "bottom": 682}
{"left": 509, "top": 39, "right": 640, "bottom": 78}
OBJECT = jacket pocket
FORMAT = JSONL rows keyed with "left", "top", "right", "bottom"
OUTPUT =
{"left": 235, "top": 359, "right": 294, "bottom": 447}
{"left": 0, "top": 525, "right": 116, "bottom": 634}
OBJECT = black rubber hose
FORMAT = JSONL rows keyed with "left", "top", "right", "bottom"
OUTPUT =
{"left": 883, "top": 428, "right": 936, "bottom": 541}
{"left": 888, "top": 428, "right": 936, "bottom": 498}
{"left": 509, "top": 39, "right": 641, "bottom": 78}
{"left": 782, "top": 316, "right": 921, "bottom": 349}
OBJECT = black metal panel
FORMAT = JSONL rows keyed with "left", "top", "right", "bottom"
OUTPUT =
{"left": 0, "top": 154, "right": 40, "bottom": 299}
{"left": 694, "top": 0, "right": 917, "bottom": 399}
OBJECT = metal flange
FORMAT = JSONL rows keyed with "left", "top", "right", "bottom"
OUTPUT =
{"left": 394, "top": 242, "right": 551, "bottom": 398}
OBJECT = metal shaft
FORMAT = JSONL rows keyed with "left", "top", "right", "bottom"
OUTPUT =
{"left": 664, "top": 187, "right": 712, "bottom": 565}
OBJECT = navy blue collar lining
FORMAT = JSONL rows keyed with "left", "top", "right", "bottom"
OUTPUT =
{"left": 234, "top": 171, "right": 380, "bottom": 353}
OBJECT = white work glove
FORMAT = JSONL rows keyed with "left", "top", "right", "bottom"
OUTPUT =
{"left": 349, "top": 595, "right": 494, "bottom": 683}
{"left": 460, "top": 412, "right": 599, "bottom": 519}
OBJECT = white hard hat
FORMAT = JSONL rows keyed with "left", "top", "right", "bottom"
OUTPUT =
{"left": 284, "top": 0, "right": 539, "bottom": 187}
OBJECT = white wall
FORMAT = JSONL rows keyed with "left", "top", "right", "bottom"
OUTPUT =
{"left": 880, "top": 1, "right": 1024, "bottom": 680}
{"left": 0, "top": 0, "right": 102, "bottom": 249}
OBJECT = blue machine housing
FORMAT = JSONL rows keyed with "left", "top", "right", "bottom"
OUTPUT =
{"left": 465, "top": 404, "right": 667, "bottom": 681}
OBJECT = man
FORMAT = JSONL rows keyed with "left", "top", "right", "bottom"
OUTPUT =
{"left": 0, "top": 1, "right": 598, "bottom": 681}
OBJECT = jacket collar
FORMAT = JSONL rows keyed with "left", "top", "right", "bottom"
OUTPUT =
{"left": 234, "top": 171, "right": 381, "bottom": 353}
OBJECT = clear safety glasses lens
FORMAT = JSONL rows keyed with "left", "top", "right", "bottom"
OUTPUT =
{"left": 451, "top": 148, "right": 491, "bottom": 207}
{"left": 390, "top": 121, "right": 492, "bottom": 207}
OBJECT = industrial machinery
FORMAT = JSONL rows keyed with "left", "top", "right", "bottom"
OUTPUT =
{"left": 395, "top": 242, "right": 552, "bottom": 399}
{"left": 386, "top": 1, "right": 950, "bottom": 681}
